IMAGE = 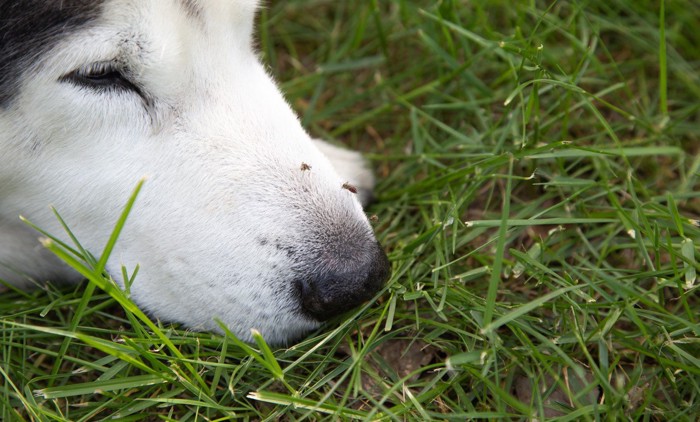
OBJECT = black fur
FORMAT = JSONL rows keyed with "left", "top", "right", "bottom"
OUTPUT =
{"left": 0, "top": 0, "right": 103, "bottom": 107}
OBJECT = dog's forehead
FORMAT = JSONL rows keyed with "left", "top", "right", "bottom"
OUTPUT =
{"left": 115, "top": 0, "right": 260, "bottom": 30}
{"left": 96, "top": 0, "right": 261, "bottom": 57}
{"left": 0, "top": 0, "right": 263, "bottom": 105}
{"left": 178, "top": 0, "right": 260, "bottom": 20}
{"left": 0, "top": 0, "right": 261, "bottom": 62}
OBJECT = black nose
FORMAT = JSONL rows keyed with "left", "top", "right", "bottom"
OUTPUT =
{"left": 298, "top": 241, "right": 390, "bottom": 321}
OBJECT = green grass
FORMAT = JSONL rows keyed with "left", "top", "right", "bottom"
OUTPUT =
{"left": 3, "top": 0, "right": 700, "bottom": 419}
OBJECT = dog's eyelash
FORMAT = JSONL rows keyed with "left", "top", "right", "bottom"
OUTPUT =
{"left": 79, "top": 61, "right": 121, "bottom": 79}
{"left": 61, "top": 61, "right": 143, "bottom": 95}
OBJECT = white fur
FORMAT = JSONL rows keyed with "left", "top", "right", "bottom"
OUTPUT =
{"left": 0, "top": 0, "right": 378, "bottom": 343}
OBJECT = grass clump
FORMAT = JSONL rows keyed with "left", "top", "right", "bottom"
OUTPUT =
{"left": 2, "top": 0, "right": 699, "bottom": 420}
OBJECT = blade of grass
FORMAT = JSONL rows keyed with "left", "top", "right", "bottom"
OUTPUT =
{"left": 659, "top": 0, "right": 668, "bottom": 117}
{"left": 35, "top": 374, "right": 167, "bottom": 399}
{"left": 482, "top": 155, "right": 514, "bottom": 330}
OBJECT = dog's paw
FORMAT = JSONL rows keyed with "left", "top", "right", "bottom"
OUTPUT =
{"left": 312, "top": 139, "right": 376, "bottom": 206}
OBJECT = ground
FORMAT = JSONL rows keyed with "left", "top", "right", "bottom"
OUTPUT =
{"left": 2, "top": 0, "right": 699, "bottom": 420}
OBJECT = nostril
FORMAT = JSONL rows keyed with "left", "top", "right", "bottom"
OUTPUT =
{"left": 299, "top": 241, "right": 391, "bottom": 321}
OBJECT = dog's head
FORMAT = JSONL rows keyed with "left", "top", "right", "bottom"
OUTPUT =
{"left": 0, "top": 0, "right": 390, "bottom": 343}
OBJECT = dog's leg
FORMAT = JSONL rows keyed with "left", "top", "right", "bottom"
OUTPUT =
{"left": 312, "top": 139, "right": 376, "bottom": 206}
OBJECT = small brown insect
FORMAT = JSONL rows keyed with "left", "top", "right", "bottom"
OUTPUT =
{"left": 369, "top": 214, "right": 379, "bottom": 223}
{"left": 342, "top": 182, "right": 358, "bottom": 194}
{"left": 300, "top": 162, "right": 312, "bottom": 171}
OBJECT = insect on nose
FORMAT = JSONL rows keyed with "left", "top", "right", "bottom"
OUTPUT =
{"left": 298, "top": 241, "right": 390, "bottom": 321}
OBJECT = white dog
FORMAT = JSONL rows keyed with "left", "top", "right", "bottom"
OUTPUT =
{"left": 0, "top": 0, "right": 390, "bottom": 344}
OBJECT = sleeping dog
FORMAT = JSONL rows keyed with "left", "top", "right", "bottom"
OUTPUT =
{"left": 0, "top": 0, "right": 389, "bottom": 343}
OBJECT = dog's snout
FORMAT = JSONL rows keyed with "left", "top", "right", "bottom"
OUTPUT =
{"left": 298, "top": 241, "right": 390, "bottom": 321}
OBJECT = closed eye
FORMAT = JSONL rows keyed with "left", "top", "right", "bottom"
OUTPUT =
{"left": 60, "top": 61, "right": 143, "bottom": 96}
